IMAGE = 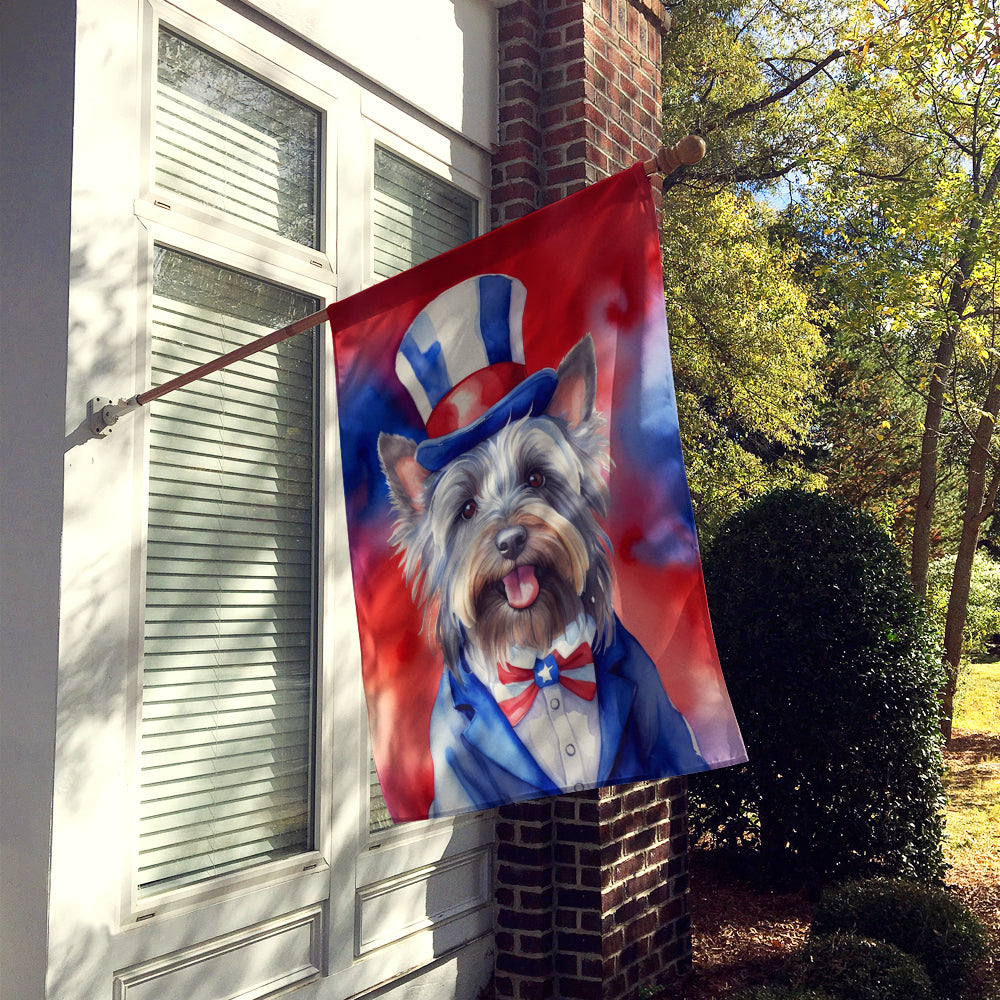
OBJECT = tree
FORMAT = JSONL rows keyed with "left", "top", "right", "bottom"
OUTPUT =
{"left": 659, "top": 0, "right": 846, "bottom": 538}
{"left": 798, "top": 0, "right": 1000, "bottom": 736}
{"left": 661, "top": 0, "right": 853, "bottom": 194}
{"left": 660, "top": 0, "right": 999, "bottom": 737}
{"left": 661, "top": 188, "right": 825, "bottom": 538}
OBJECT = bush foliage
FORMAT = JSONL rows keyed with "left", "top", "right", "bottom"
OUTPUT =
{"left": 811, "top": 878, "right": 988, "bottom": 998}
{"left": 793, "top": 934, "right": 934, "bottom": 1000}
{"left": 692, "top": 489, "right": 946, "bottom": 881}
{"left": 927, "top": 550, "right": 1000, "bottom": 659}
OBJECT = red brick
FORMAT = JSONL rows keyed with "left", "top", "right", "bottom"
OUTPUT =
{"left": 542, "top": 105, "right": 567, "bottom": 129}
{"left": 493, "top": 138, "right": 542, "bottom": 164}
{"left": 498, "top": 906, "right": 551, "bottom": 932}
{"left": 503, "top": 40, "right": 538, "bottom": 63}
{"left": 556, "top": 951, "right": 579, "bottom": 976}
{"left": 542, "top": 39, "right": 587, "bottom": 70}
{"left": 498, "top": 862, "right": 552, "bottom": 888}
{"left": 560, "top": 979, "right": 604, "bottom": 1000}
{"left": 514, "top": 976, "right": 556, "bottom": 1000}
{"left": 520, "top": 930, "right": 555, "bottom": 954}
{"left": 503, "top": 79, "right": 541, "bottom": 104}
{"left": 623, "top": 826, "right": 655, "bottom": 853}
{"left": 625, "top": 910, "right": 657, "bottom": 944}
{"left": 492, "top": 6, "right": 692, "bottom": 994}
{"left": 625, "top": 868, "right": 657, "bottom": 896}
{"left": 548, "top": 3, "right": 589, "bottom": 28}
{"left": 646, "top": 842, "right": 671, "bottom": 866}
{"left": 557, "top": 930, "right": 603, "bottom": 954}
{"left": 598, "top": 797, "right": 622, "bottom": 822}
{"left": 559, "top": 886, "right": 602, "bottom": 909}
{"left": 548, "top": 118, "right": 593, "bottom": 147}
{"left": 520, "top": 886, "right": 554, "bottom": 910}
{"left": 540, "top": 28, "right": 565, "bottom": 49}
{"left": 496, "top": 952, "right": 551, "bottom": 978}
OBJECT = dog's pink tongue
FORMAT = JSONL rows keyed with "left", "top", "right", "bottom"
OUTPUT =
{"left": 503, "top": 565, "right": 540, "bottom": 609}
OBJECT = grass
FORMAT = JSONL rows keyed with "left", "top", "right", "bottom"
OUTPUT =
{"left": 945, "top": 659, "right": 1000, "bottom": 868}
{"left": 954, "top": 658, "right": 1000, "bottom": 734}
{"left": 942, "top": 658, "right": 1000, "bottom": 1000}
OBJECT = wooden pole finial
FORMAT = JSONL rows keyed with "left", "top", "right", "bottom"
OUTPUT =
{"left": 643, "top": 135, "right": 707, "bottom": 176}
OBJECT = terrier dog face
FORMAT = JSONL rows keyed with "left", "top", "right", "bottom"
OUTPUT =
{"left": 378, "top": 335, "right": 615, "bottom": 672}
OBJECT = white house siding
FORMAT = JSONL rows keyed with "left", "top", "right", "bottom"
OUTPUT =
{"left": 0, "top": 0, "right": 76, "bottom": 996}
{"left": 0, "top": 1, "right": 500, "bottom": 998}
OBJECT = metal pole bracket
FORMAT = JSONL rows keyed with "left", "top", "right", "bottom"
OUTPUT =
{"left": 88, "top": 396, "right": 140, "bottom": 438}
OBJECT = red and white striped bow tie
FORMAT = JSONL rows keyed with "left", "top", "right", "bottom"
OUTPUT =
{"left": 496, "top": 642, "right": 597, "bottom": 726}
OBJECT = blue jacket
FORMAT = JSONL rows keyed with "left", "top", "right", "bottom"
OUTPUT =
{"left": 428, "top": 619, "right": 708, "bottom": 816}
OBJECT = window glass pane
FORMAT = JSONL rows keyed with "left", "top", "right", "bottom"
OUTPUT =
{"left": 372, "top": 146, "right": 477, "bottom": 279}
{"left": 156, "top": 28, "right": 320, "bottom": 248}
{"left": 138, "top": 246, "right": 318, "bottom": 895}
{"left": 369, "top": 149, "right": 478, "bottom": 831}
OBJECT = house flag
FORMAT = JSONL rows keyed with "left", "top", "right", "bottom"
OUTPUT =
{"left": 329, "top": 163, "right": 747, "bottom": 821}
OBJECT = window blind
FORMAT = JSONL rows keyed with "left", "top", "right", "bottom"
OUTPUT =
{"left": 138, "top": 248, "right": 318, "bottom": 895}
{"left": 372, "top": 146, "right": 477, "bottom": 280}
{"left": 368, "top": 148, "right": 477, "bottom": 831}
{"left": 156, "top": 28, "right": 320, "bottom": 249}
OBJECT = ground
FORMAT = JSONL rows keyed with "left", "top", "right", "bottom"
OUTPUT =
{"left": 676, "top": 723, "right": 1000, "bottom": 999}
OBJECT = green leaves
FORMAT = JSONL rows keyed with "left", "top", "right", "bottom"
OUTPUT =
{"left": 664, "top": 189, "right": 825, "bottom": 536}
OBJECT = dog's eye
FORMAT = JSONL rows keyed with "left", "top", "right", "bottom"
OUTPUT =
{"left": 526, "top": 470, "right": 545, "bottom": 489}
{"left": 460, "top": 499, "right": 478, "bottom": 520}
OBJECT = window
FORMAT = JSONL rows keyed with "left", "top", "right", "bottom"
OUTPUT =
{"left": 155, "top": 28, "right": 320, "bottom": 247}
{"left": 118, "top": 6, "right": 493, "bottom": 991}
{"left": 372, "top": 145, "right": 477, "bottom": 279}
{"left": 136, "top": 26, "right": 323, "bottom": 898}
{"left": 139, "top": 248, "right": 319, "bottom": 895}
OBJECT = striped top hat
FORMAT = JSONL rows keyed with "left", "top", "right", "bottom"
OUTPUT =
{"left": 396, "top": 274, "right": 558, "bottom": 471}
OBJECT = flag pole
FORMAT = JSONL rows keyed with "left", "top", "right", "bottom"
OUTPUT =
{"left": 88, "top": 137, "right": 705, "bottom": 438}
{"left": 87, "top": 307, "right": 330, "bottom": 437}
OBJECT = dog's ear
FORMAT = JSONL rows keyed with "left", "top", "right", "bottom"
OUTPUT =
{"left": 378, "top": 432, "right": 428, "bottom": 515}
{"left": 546, "top": 334, "right": 597, "bottom": 430}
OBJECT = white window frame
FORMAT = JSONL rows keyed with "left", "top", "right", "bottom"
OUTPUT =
{"left": 124, "top": 0, "right": 339, "bottom": 927}
{"left": 110, "top": 0, "right": 496, "bottom": 992}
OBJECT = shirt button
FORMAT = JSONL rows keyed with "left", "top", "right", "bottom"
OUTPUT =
{"left": 549, "top": 697, "right": 560, "bottom": 710}
{"left": 566, "top": 743, "right": 576, "bottom": 756}
{"left": 574, "top": 783, "right": 585, "bottom": 792}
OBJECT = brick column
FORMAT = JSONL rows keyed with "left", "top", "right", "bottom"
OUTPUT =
{"left": 491, "top": 3, "right": 693, "bottom": 999}
{"left": 493, "top": 0, "right": 668, "bottom": 225}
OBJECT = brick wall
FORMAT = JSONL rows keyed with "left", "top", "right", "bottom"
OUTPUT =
{"left": 492, "top": 0, "right": 668, "bottom": 226}
{"left": 490, "top": 5, "right": 692, "bottom": 998}
{"left": 494, "top": 781, "right": 692, "bottom": 1000}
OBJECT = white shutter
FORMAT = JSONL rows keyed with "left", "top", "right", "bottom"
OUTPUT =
{"left": 368, "top": 147, "right": 477, "bottom": 831}
{"left": 138, "top": 248, "right": 319, "bottom": 895}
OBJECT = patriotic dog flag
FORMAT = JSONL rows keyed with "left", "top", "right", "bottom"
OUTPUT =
{"left": 330, "top": 164, "right": 746, "bottom": 821}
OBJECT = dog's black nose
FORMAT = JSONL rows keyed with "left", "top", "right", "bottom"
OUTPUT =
{"left": 496, "top": 525, "right": 527, "bottom": 561}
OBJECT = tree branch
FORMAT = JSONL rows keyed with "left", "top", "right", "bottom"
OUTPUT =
{"left": 701, "top": 49, "right": 847, "bottom": 133}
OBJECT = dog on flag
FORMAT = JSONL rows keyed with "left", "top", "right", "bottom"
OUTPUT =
{"left": 378, "top": 274, "right": 706, "bottom": 816}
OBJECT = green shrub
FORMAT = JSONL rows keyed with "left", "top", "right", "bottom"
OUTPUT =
{"left": 811, "top": 878, "right": 988, "bottom": 998}
{"left": 693, "top": 489, "right": 946, "bottom": 882}
{"left": 793, "top": 933, "right": 934, "bottom": 1000}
